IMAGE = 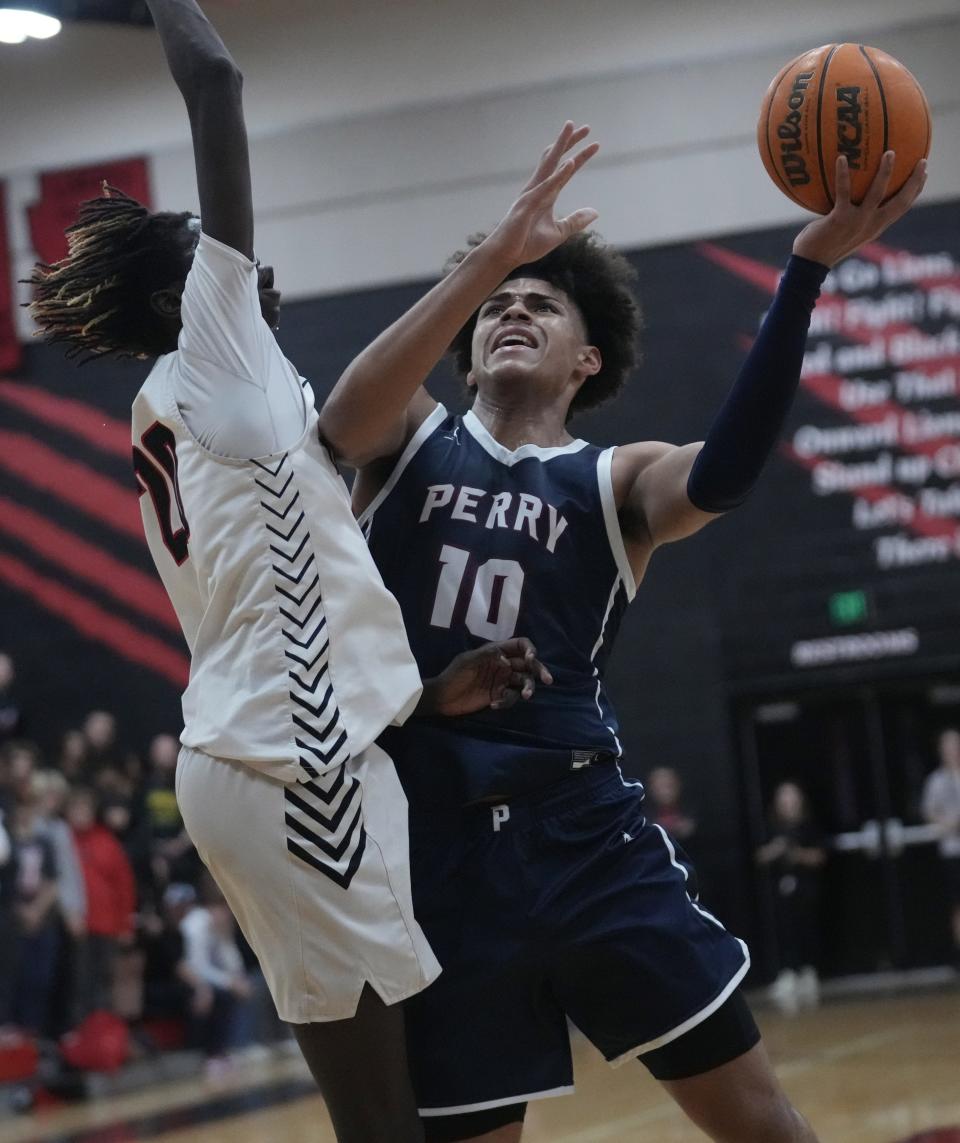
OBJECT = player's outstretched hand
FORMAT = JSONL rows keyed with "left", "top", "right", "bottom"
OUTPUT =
{"left": 421, "top": 638, "right": 554, "bottom": 719}
{"left": 792, "top": 152, "right": 928, "bottom": 268}
{"left": 484, "top": 121, "right": 600, "bottom": 269}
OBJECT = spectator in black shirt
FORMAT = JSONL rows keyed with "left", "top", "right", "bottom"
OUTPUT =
{"left": 2, "top": 740, "right": 40, "bottom": 806}
{"left": 145, "top": 733, "right": 198, "bottom": 889}
{"left": 140, "top": 883, "right": 194, "bottom": 1030}
{"left": 757, "top": 781, "right": 827, "bottom": 1011}
{"left": 56, "top": 729, "right": 89, "bottom": 784}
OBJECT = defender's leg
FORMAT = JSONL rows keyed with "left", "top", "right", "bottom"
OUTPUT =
{"left": 294, "top": 984, "right": 423, "bottom": 1143}
{"left": 176, "top": 749, "right": 437, "bottom": 1143}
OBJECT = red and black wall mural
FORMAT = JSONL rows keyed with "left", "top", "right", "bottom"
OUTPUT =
{"left": 0, "top": 361, "right": 188, "bottom": 748}
{"left": 688, "top": 209, "right": 960, "bottom": 687}
{"left": 1, "top": 156, "right": 181, "bottom": 750}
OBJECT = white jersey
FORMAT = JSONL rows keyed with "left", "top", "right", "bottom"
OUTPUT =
{"left": 922, "top": 766, "right": 960, "bottom": 857}
{"left": 132, "top": 234, "right": 421, "bottom": 782}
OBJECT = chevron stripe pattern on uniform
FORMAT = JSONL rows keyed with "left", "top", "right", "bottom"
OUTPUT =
{"left": 254, "top": 454, "right": 364, "bottom": 890}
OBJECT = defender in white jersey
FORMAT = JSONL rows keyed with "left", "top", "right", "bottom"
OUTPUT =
{"left": 26, "top": 3, "right": 548, "bottom": 1140}
{"left": 132, "top": 230, "right": 438, "bottom": 1022}
{"left": 132, "top": 233, "right": 423, "bottom": 781}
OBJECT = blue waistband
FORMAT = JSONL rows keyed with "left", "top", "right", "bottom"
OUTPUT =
{"left": 381, "top": 721, "right": 621, "bottom": 808}
{"left": 410, "top": 759, "right": 640, "bottom": 835}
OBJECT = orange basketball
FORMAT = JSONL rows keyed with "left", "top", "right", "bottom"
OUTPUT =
{"left": 758, "top": 43, "right": 931, "bottom": 214}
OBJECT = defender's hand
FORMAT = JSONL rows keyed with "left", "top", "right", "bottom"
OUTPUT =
{"left": 483, "top": 122, "right": 600, "bottom": 269}
{"left": 792, "top": 152, "right": 928, "bottom": 268}
{"left": 420, "top": 638, "right": 553, "bottom": 718}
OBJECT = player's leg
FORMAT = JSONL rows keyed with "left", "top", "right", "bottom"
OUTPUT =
{"left": 640, "top": 992, "right": 817, "bottom": 1142}
{"left": 421, "top": 1105, "right": 526, "bottom": 1143}
{"left": 294, "top": 983, "right": 423, "bottom": 1143}
{"left": 405, "top": 796, "right": 571, "bottom": 1143}
{"left": 659, "top": 1041, "right": 817, "bottom": 1142}
{"left": 175, "top": 747, "right": 439, "bottom": 1143}
{"left": 542, "top": 765, "right": 816, "bottom": 1140}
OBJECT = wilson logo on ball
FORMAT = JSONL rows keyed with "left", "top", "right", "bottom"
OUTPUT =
{"left": 758, "top": 43, "right": 931, "bottom": 214}
{"left": 777, "top": 70, "right": 815, "bottom": 187}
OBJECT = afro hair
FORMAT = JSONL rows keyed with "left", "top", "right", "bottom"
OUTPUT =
{"left": 446, "top": 231, "right": 642, "bottom": 416}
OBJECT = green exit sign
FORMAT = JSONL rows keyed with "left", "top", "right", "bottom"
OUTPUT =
{"left": 829, "top": 589, "right": 869, "bottom": 626}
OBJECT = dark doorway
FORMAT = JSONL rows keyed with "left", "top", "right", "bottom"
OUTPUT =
{"left": 737, "top": 676, "right": 960, "bottom": 980}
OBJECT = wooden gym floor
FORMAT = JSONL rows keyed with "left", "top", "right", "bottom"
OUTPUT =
{"left": 1, "top": 987, "right": 958, "bottom": 1143}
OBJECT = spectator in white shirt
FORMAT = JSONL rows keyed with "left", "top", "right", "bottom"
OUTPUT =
{"left": 179, "top": 879, "right": 252, "bottom": 1074}
{"left": 921, "top": 727, "right": 960, "bottom": 966}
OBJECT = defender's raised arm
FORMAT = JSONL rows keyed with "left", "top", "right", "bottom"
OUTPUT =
{"left": 146, "top": 0, "right": 253, "bottom": 259}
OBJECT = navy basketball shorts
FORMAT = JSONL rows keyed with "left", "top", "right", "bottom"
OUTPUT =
{"left": 405, "top": 764, "right": 752, "bottom": 1116}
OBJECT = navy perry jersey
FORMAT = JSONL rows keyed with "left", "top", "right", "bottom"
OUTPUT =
{"left": 363, "top": 404, "right": 638, "bottom": 804}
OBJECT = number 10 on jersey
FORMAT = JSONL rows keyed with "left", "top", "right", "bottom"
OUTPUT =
{"left": 430, "top": 544, "right": 525, "bottom": 641}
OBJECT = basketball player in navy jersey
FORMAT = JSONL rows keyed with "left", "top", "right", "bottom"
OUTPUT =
{"left": 319, "top": 127, "right": 927, "bottom": 1142}
{"left": 25, "top": 4, "right": 557, "bottom": 1140}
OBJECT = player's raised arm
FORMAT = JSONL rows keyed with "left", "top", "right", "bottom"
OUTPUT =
{"left": 146, "top": 0, "right": 253, "bottom": 260}
{"left": 624, "top": 152, "right": 928, "bottom": 551}
{"left": 319, "top": 122, "right": 600, "bottom": 467}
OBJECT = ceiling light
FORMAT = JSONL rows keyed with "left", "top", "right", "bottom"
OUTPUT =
{"left": 0, "top": 8, "right": 62, "bottom": 43}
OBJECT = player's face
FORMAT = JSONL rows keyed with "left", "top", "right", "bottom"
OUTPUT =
{"left": 468, "top": 277, "right": 599, "bottom": 400}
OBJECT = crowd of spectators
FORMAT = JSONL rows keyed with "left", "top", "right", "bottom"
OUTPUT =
{"left": 0, "top": 651, "right": 287, "bottom": 1081}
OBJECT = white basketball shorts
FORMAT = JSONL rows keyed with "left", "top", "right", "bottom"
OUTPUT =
{"left": 175, "top": 742, "right": 441, "bottom": 1023}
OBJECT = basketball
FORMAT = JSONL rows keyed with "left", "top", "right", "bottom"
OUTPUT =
{"left": 758, "top": 43, "right": 931, "bottom": 213}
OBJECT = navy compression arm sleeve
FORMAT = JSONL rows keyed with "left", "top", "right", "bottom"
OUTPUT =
{"left": 686, "top": 254, "right": 828, "bottom": 513}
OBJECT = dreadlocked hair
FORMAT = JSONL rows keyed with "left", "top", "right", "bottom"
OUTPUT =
{"left": 446, "top": 231, "right": 642, "bottom": 417}
{"left": 26, "top": 186, "right": 196, "bottom": 364}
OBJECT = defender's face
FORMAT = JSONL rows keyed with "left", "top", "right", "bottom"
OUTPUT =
{"left": 468, "top": 277, "right": 596, "bottom": 394}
